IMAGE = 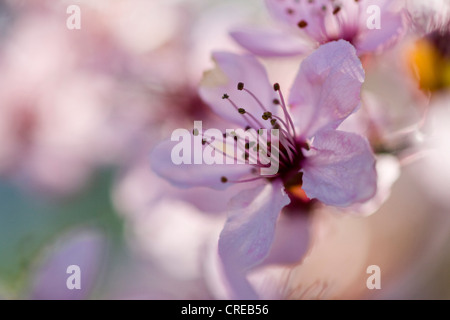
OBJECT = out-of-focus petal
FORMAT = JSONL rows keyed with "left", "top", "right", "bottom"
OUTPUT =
{"left": 150, "top": 139, "right": 253, "bottom": 190}
{"left": 128, "top": 199, "right": 224, "bottom": 280}
{"left": 356, "top": 11, "right": 407, "bottom": 55}
{"left": 230, "top": 27, "right": 313, "bottom": 57}
{"left": 218, "top": 181, "right": 290, "bottom": 299}
{"left": 199, "top": 52, "right": 278, "bottom": 128}
{"left": 288, "top": 40, "right": 364, "bottom": 139}
{"left": 29, "top": 230, "right": 105, "bottom": 300}
{"left": 302, "top": 130, "right": 377, "bottom": 207}
{"left": 406, "top": 0, "right": 450, "bottom": 34}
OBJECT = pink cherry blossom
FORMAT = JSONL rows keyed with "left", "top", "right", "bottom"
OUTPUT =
{"left": 231, "top": 0, "right": 407, "bottom": 57}
{"left": 151, "top": 40, "right": 377, "bottom": 298}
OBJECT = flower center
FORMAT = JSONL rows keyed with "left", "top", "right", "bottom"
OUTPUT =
{"left": 282, "top": 0, "right": 362, "bottom": 45}
{"left": 408, "top": 29, "right": 450, "bottom": 92}
{"left": 200, "top": 82, "right": 310, "bottom": 192}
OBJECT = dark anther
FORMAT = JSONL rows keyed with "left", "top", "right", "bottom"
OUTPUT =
{"left": 222, "top": 93, "right": 229, "bottom": 99}
{"left": 333, "top": 6, "right": 341, "bottom": 15}
{"left": 262, "top": 111, "right": 273, "bottom": 120}
{"left": 298, "top": 20, "right": 308, "bottom": 28}
{"left": 193, "top": 128, "right": 199, "bottom": 136}
{"left": 221, "top": 176, "right": 228, "bottom": 183}
{"left": 270, "top": 119, "right": 277, "bottom": 126}
{"left": 245, "top": 141, "right": 255, "bottom": 149}
{"left": 237, "top": 82, "right": 245, "bottom": 91}
{"left": 273, "top": 99, "right": 280, "bottom": 105}
{"left": 238, "top": 108, "right": 246, "bottom": 114}
{"left": 245, "top": 125, "right": 251, "bottom": 131}
{"left": 273, "top": 83, "right": 280, "bottom": 91}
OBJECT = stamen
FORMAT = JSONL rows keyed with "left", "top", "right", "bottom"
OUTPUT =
{"left": 223, "top": 95, "right": 260, "bottom": 129}
{"left": 241, "top": 86, "right": 269, "bottom": 113}
{"left": 273, "top": 83, "right": 297, "bottom": 137}
{"left": 201, "top": 133, "right": 252, "bottom": 165}
{"left": 279, "top": 135, "right": 295, "bottom": 164}
{"left": 227, "top": 176, "right": 278, "bottom": 184}
{"left": 200, "top": 128, "right": 277, "bottom": 182}
{"left": 271, "top": 115, "right": 292, "bottom": 136}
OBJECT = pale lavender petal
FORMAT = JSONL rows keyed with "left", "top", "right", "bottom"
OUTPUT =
{"left": 265, "top": 0, "right": 300, "bottom": 25}
{"left": 150, "top": 139, "right": 253, "bottom": 190}
{"left": 230, "top": 27, "right": 313, "bottom": 57}
{"left": 199, "top": 52, "right": 278, "bottom": 128}
{"left": 356, "top": 10, "right": 407, "bottom": 55}
{"left": 218, "top": 181, "right": 290, "bottom": 299}
{"left": 302, "top": 130, "right": 377, "bottom": 207}
{"left": 29, "top": 230, "right": 105, "bottom": 300}
{"left": 261, "top": 213, "right": 310, "bottom": 266}
{"left": 288, "top": 40, "right": 364, "bottom": 139}
{"left": 344, "top": 155, "right": 400, "bottom": 216}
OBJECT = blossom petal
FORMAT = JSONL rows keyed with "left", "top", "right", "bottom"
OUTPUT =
{"left": 150, "top": 139, "right": 253, "bottom": 190}
{"left": 302, "top": 130, "right": 377, "bottom": 207}
{"left": 199, "top": 52, "right": 278, "bottom": 128}
{"left": 29, "top": 230, "right": 105, "bottom": 300}
{"left": 356, "top": 10, "right": 407, "bottom": 55}
{"left": 261, "top": 213, "right": 310, "bottom": 266}
{"left": 288, "top": 40, "right": 364, "bottom": 139}
{"left": 218, "top": 180, "right": 290, "bottom": 299}
{"left": 345, "top": 155, "right": 400, "bottom": 216}
{"left": 230, "top": 27, "right": 313, "bottom": 57}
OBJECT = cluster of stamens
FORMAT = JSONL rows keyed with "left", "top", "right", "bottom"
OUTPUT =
{"left": 279, "top": 0, "right": 362, "bottom": 44}
{"left": 195, "top": 81, "right": 309, "bottom": 185}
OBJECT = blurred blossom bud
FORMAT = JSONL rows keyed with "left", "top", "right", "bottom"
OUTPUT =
{"left": 28, "top": 230, "right": 106, "bottom": 300}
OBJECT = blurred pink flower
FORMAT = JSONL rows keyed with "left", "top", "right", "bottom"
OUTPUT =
{"left": 231, "top": 0, "right": 407, "bottom": 57}
{"left": 152, "top": 40, "right": 377, "bottom": 298}
{"left": 0, "top": 2, "right": 187, "bottom": 195}
{"left": 28, "top": 230, "right": 106, "bottom": 300}
{"left": 406, "top": 0, "right": 450, "bottom": 35}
